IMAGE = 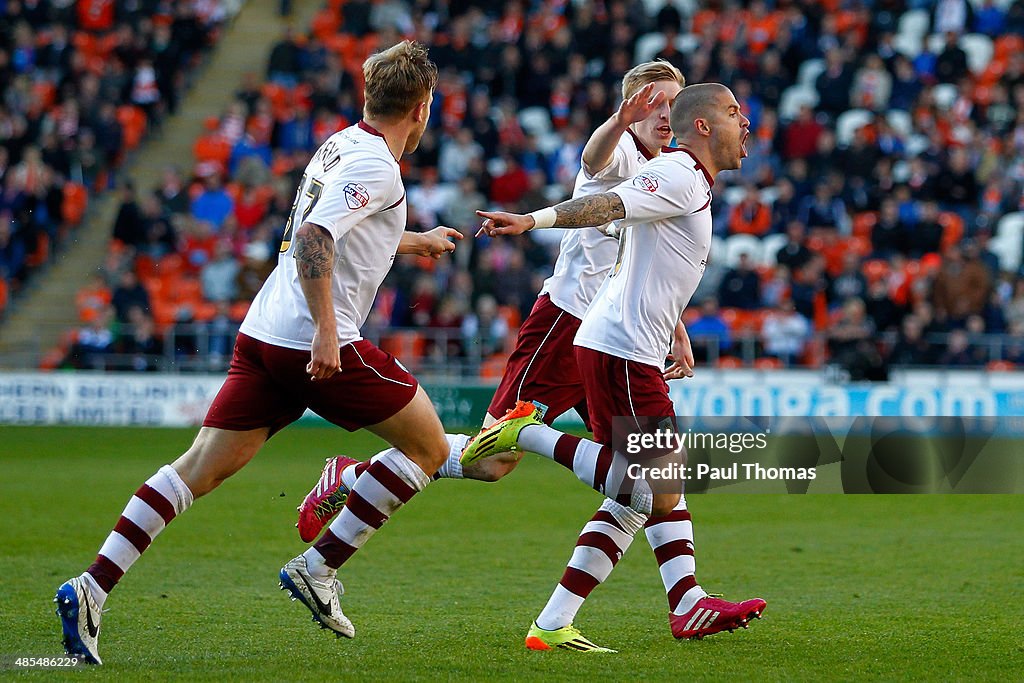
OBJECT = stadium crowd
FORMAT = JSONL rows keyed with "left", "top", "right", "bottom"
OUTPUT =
{"left": 14, "top": 0, "right": 1024, "bottom": 376}
{"left": 0, "top": 0, "right": 238, "bottom": 320}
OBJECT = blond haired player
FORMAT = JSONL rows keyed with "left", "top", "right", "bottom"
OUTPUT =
{"left": 54, "top": 42, "right": 465, "bottom": 664}
{"left": 468, "top": 83, "right": 766, "bottom": 647}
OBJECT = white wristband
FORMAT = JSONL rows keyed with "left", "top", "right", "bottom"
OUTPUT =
{"left": 528, "top": 207, "right": 557, "bottom": 229}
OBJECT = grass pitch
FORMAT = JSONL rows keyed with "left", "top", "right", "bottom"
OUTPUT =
{"left": 2, "top": 426, "right": 1022, "bottom": 681}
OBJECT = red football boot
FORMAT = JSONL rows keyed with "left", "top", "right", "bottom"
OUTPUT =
{"left": 296, "top": 456, "right": 359, "bottom": 543}
{"left": 670, "top": 595, "right": 767, "bottom": 639}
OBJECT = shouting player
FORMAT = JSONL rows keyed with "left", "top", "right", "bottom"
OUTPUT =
{"left": 298, "top": 60, "right": 686, "bottom": 526}
{"left": 297, "top": 73, "right": 762, "bottom": 649}
{"left": 468, "top": 83, "right": 766, "bottom": 646}
{"left": 54, "top": 41, "right": 468, "bottom": 664}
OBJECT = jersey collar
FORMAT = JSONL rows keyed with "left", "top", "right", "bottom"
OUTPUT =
{"left": 626, "top": 127, "right": 657, "bottom": 160}
{"left": 357, "top": 120, "right": 386, "bottom": 138}
{"left": 661, "top": 146, "right": 715, "bottom": 187}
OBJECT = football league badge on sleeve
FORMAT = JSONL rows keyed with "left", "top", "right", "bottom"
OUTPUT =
{"left": 344, "top": 182, "right": 370, "bottom": 210}
{"left": 633, "top": 172, "right": 659, "bottom": 192}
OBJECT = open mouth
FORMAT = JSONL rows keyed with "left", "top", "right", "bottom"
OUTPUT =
{"left": 740, "top": 132, "right": 749, "bottom": 158}
{"left": 657, "top": 125, "right": 672, "bottom": 139}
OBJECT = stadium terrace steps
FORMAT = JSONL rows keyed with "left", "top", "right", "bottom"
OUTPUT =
{"left": 0, "top": 0, "right": 323, "bottom": 367}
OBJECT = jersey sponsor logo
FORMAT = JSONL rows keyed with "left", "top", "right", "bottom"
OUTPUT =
{"left": 344, "top": 182, "right": 370, "bottom": 210}
{"left": 633, "top": 172, "right": 659, "bottom": 192}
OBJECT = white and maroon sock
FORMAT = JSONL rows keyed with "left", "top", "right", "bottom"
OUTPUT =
{"left": 339, "top": 434, "right": 467, "bottom": 490}
{"left": 535, "top": 499, "right": 646, "bottom": 630}
{"left": 86, "top": 465, "right": 194, "bottom": 607}
{"left": 644, "top": 494, "right": 707, "bottom": 615}
{"left": 305, "top": 449, "right": 429, "bottom": 577}
{"left": 517, "top": 424, "right": 652, "bottom": 514}
{"left": 433, "top": 434, "right": 469, "bottom": 480}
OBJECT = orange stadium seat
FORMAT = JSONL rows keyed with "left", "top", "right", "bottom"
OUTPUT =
{"left": 154, "top": 254, "right": 184, "bottom": 280}
{"left": 717, "top": 356, "right": 744, "bottom": 369}
{"left": 310, "top": 9, "right": 341, "bottom": 41}
{"left": 380, "top": 331, "right": 426, "bottom": 362}
{"left": 173, "top": 278, "right": 204, "bottom": 305}
{"left": 754, "top": 357, "right": 783, "bottom": 370}
{"left": 986, "top": 360, "right": 1016, "bottom": 372}
{"left": 229, "top": 301, "right": 251, "bottom": 322}
{"left": 481, "top": 353, "right": 511, "bottom": 379}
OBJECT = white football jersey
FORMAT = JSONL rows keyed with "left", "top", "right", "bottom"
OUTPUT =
{"left": 241, "top": 122, "right": 406, "bottom": 350}
{"left": 575, "top": 147, "right": 715, "bottom": 367}
{"left": 540, "top": 130, "right": 656, "bottom": 319}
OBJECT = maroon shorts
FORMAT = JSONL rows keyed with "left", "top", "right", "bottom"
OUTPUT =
{"left": 574, "top": 346, "right": 676, "bottom": 447}
{"left": 488, "top": 294, "right": 589, "bottom": 427}
{"left": 203, "top": 333, "right": 419, "bottom": 436}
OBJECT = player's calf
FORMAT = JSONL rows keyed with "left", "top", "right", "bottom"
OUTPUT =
{"left": 462, "top": 450, "right": 523, "bottom": 482}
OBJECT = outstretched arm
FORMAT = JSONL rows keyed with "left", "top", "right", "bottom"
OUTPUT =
{"left": 398, "top": 226, "right": 464, "bottom": 258}
{"left": 294, "top": 222, "right": 338, "bottom": 381}
{"left": 477, "top": 192, "right": 626, "bottom": 236}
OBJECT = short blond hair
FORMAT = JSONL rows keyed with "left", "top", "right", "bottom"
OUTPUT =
{"left": 621, "top": 59, "right": 686, "bottom": 100}
{"left": 363, "top": 40, "right": 438, "bottom": 120}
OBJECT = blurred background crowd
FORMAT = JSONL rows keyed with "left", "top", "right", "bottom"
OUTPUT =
{"left": 2, "top": 0, "right": 1024, "bottom": 378}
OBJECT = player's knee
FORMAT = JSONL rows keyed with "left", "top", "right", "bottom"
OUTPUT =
{"left": 651, "top": 492, "right": 680, "bottom": 518}
{"left": 402, "top": 436, "right": 449, "bottom": 476}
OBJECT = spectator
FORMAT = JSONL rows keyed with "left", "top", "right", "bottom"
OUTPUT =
{"left": 865, "top": 275, "right": 903, "bottom": 333}
{"left": 851, "top": 54, "right": 892, "bottom": 111}
{"left": 872, "top": 198, "right": 909, "bottom": 257}
{"left": 266, "top": 26, "right": 302, "bottom": 85}
{"left": 935, "top": 32, "right": 969, "bottom": 84}
{"left": 728, "top": 185, "right": 772, "bottom": 236}
{"left": 761, "top": 299, "right": 810, "bottom": 364}
{"left": 191, "top": 173, "right": 234, "bottom": 230}
{"left": 932, "top": 0, "right": 973, "bottom": 35}
{"left": 799, "top": 182, "right": 849, "bottom": 233}
{"left": 65, "top": 305, "right": 115, "bottom": 370}
{"left": 931, "top": 244, "right": 992, "bottom": 326}
{"left": 117, "top": 306, "right": 162, "bottom": 371}
{"left": 828, "top": 298, "right": 885, "bottom": 380}
{"left": 815, "top": 48, "right": 854, "bottom": 117}
{"left": 110, "top": 270, "right": 150, "bottom": 322}
{"left": 933, "top": 148, "right": 979, "bottom": 214}
{"left": 889, "top": 56, "right": 923, "bottom": 111}
{"left": 438, "top": 128, "right": 484, "bottom": 184}
{"left": 829, "top": 253, "right": 869, "bottom": 304}
{"left": 907, "top": 200, "right": 945, "bottom": 258}
{"left": 718, "top": 253, "right": 762, "bottom": 310}
{"left": 937, "top": 328, "right": 981, "bottom": 366}
{"left": 688, "top": 297, "right": 732, "bottom": 362}
{"left": 461, "top": 294, "right": 508, "bottom": 359}
{"left": 201, "top": 240, "right": 240, "bottom": 303}
{"left": 782, "top": 104, "right": 824, "bottom": 160}
{"left": 236, "top": 240, "right": 274, "bottom": 302}
{"left": 887, "top": 315, "right": 935, "bottom": 366}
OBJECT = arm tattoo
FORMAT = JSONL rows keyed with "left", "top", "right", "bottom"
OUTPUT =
{"left": 552, "top": 192, "right": 626, "bottom": 227}
{"left": 293, "top": 223, "right": 334, "bottom": 279}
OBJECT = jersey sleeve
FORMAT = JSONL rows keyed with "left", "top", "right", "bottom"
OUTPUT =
{"left": 583, "top": 137, "right": 631, "bottom": 181}
{"left": 610, "top": 156, "right": 706, "bottom": 224}
{"left": 305, "top": 157, "right": 399, "bottom": 241}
